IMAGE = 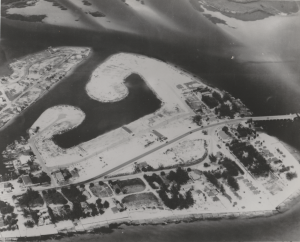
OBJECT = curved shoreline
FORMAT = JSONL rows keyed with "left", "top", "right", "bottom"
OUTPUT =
{"left": 0, "top": 46, "right": 92, "bottom": 132}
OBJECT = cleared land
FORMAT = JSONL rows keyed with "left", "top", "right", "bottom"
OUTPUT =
{"left": 89, "top": 183, "right": 113, "bottom": 198}
{"left": 113, "top": 178, "right": 146, "bottom": 194}
{"left": 122, "top": 192, "right": 160, "bottom": 209}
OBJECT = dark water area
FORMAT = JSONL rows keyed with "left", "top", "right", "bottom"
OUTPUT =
{"left": 44, "top": 199, "right": 300, "bottom": 242}
{"left": 255, "top": 119, "right": 300, "bottom": 152}
{"left": 52, "top": 73, "right": 161, "bottom": 148}
{"left": 1, "top": 12, "right": 300, "bottom": 240}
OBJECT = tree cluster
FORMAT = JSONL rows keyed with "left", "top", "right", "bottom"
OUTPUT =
{"left": 29, "top": 172, "right": 51, "bottom": 184}
{"left": 192, "top": 115, "right": 202, "bottom": 125}
{"left": 286, "top": 172, "right": 297, "bottom": 181}
{"left": 18, "top": 188, "right": 44, "bottom": 208}
{"left": 202, "top": 95, "right": 219, "bottom": 109}
{"left": 141, "top": 165, "right": 154, "bottom": 172}
{"left": 24, "top": 220, "right": 35, "bottom": 228}
{"left": 215, "top": 103, "right": 234, "bottom": 118}
{"left": 167, "top": 167, "right": 190, "bottom": 185}
{"left": 143, "top": 173, "right": 165, "bottom": 189}
{"left": 2, "top": 212, "right": 18, "bottom": 230}
{"left": 42, "top": 189, "right": 68, "bottom": 205}
{"left": 229, "top": 140, "right": 271, "bottom": 177}
{"left": 209, "top": 154, "right": 217, "bottom": 163}
{"left": 158, "top": 184, "right": 194, "bottom": 210}
{"left": 0, "top": 200, "right": 14, "bottom": 215}
{"left": 96, "top": 199, "right": 110, "bottom": 215}
{"left": 61, "top": 185, "right": 86, "bottom": 203}
{"left": 221, "top": 157, "right": 244, "bottom": 177}
{"left": 203, "top": 171, "right": 221, "bottom": 190}
{"left": 236, "top": 124, "right": 255, "bottom": 138}
{"left": 227, "top": 176, "right": 239, "bottom": 191}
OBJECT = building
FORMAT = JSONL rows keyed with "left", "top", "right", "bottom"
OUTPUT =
{"left": 22, "top": 175, "right": 33, "bottom": 187}
{"left": 189, "top": 170, "right": 202, "bottom": 181}
{"left": 53, "top": 171, "right": 65, "bottom": 183}
{"left": 19, "top": 155, "right": 31, "bottom": 165}
{"left": 0, "top": 182, "right": 12, "bottom": 192}
{"left": 111, "top": 207, "right": 118, "bottom": 214}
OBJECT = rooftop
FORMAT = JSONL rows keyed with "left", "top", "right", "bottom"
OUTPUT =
{"left": 22, "top": 175, "right": 32, "bottom": 185}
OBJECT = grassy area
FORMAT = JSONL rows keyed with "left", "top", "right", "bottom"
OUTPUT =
{"left": 116, "top": 178, "right": 146, "bottom": 194}
{"left": 122, "top": 192, "right": 160, "bottom": 209}
{"left": 42, "top": 190, "right": 68, "bottom": 205}
{"left": 89, "top": 183, "right": 113, "bottom": 198}
{"left": 17, "top": 191, "right": 44, "bottom": 208}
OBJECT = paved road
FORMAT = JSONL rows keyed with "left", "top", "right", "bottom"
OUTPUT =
{"left": 29, "top": 113, "right": 298, "bottom": 190}
{"left": 77, "top": 113, "right": 299, "bottom": 184}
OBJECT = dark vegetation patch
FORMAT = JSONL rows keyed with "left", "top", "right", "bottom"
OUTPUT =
{"left": 0, "top": 200, "right": 14, "bottom": 215}
{"left": 158, "top": 184, "right": 194, "bottom": 210}
{"left": 42, "top": 189, "right": 68, "bottom": 205}
{"left": 29, "top": 172, "right": 51, "bottom": 184}
{"left": 122, "top": 192, "right": 159, "bottom": 208}
{"left": 89, "top": 11, "right": 106, "bottom": 17}
{"left": 167, "top": 167, "right": 190, "bottom": 185}
{"left": 229, "top": 140, "right": 271, "bottom": 177}
{"left": 203, "top": 14, "right": 227, "bottom": 25}
{"left": 221, "top": 157, "right": 244, "bottom": 177}
{"left": 44, "top": 0, "right": 68, "bottom": 10}
{"left": 61, "top": 185, "right": 87, "bottom": 203}
{"left": 3, "top": 13, "right": 46, "bottom": 22}
{"left": 82, "top": 0, "right": 92, "bottom": 6}
{"left": 17, "top": 189, "right": 44, "bottom": 208}
{"left": 143, "top": 173, "right": 165, "bottom": 189}
{"left": 202, "top": 95, "right": 219, "bottom": 109}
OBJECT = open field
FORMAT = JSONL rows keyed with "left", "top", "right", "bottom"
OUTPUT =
{"left": 122, "top": 192, "right": 160, "bottom": 210}
{"left": 89, "top": 182, "right": 113, "bottom": 198}
{"left": 113, "top": 178, "right": 146, "bottom": 194}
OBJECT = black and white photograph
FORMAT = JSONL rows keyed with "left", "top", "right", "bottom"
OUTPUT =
{"left": 0, "top": 0, "right": 300, "bottom": 241}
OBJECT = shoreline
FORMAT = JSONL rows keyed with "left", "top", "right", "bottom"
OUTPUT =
{"left": 0, "top": 46, "right": 93, "bottom": 132}
{"left": 0, "top": 206, "right": 282, "bottom": 240}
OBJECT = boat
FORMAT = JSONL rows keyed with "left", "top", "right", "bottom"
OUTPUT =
{"left": 4, "top": 161, "right": 13, "bottom": 165}
{"left": 5, "top": 164, "right": 14, "bottom": 168}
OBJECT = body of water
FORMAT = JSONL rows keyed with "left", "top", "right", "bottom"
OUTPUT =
{"left": 1, "top": 6, "right": 300, "bottom": 240}
{"left": 53, "top": 73, "right": 162, "bottom": 148}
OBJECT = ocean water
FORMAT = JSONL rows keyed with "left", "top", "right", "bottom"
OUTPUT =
{"left": 1, "top": 6, "right": 300, "bottom": 240}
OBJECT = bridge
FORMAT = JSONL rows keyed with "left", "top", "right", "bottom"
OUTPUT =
{"left": 250, "top": 113, "right": 298, "bottom": 121}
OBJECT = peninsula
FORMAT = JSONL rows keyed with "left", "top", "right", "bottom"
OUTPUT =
{"left": 0, "top": 46, "right": 91, "bottom": 129}
{"left": 1, "top": 50, "right": 300, "bottom": 240}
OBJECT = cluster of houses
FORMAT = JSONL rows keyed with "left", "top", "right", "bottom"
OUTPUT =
{"left": 52, "top": 168, "right": 79, "bottom": 185}
{"left": 37, "top": 210, "right": 52, "bottom": 226}
{"left": 111, "top": 198, "right": 125, "bottom": 213}
{"left": 0, "top": 182, "right": 13, "bottom": 193}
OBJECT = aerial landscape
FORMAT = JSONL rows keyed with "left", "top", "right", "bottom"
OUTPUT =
{"left": 1, "top": 0, "right": 300, "bottom": 241}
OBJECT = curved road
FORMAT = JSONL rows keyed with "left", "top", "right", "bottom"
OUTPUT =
{"left": 35, "top": 113, "right": 297, "bottom": 188}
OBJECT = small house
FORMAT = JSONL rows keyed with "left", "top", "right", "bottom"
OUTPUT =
{"left": 22, "top": 175, "right": 33, "bottom": 187}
